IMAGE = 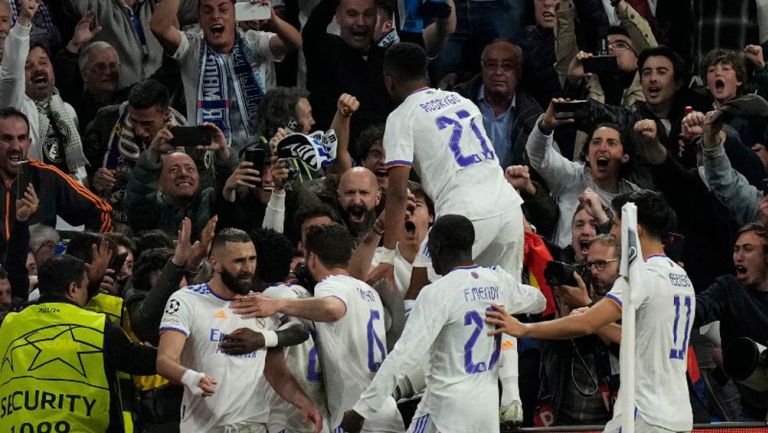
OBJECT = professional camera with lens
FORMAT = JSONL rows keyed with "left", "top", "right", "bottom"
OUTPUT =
{"left": 544, "top": 261, "right": 590, "bottom": 288}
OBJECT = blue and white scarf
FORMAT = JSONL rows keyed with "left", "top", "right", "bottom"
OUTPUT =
{"left": 196, "top": 31, "right": 264, "bottom": 143}
{"left": 277, "top": 130, "right": 338, "bottom": 171}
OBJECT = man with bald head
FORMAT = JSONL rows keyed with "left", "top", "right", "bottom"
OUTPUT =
{"left": 455, "top": 39, "right": 544, "bottom": 168}
{"left": 337, "top": 167, "right": 381, "bottom": 239}
{"left": 125, "top": 123, "right": 238, "bottom": 239}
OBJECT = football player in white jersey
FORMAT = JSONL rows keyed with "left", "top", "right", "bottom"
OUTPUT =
{"left": 226, "top": 228, "right": 330, "bottom": 433}
{"left": 157, "top": 228, "right": 323, "bottom": 433}
{"left": 340, "top": 215, "right": 546, "bottom": 433}
{"left": 370, "top": 41, "right": 526, "bottom": 423}
{"left": 228, "top": 223, "right": 406, "bottom": 433}
{"left": 486, "top": 190, "right": 695, "bottom": 433}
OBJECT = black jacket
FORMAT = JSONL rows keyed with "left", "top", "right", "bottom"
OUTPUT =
{"left": 651, "top": 154, "right": 737, "bottom": 290}
{"left": 453, "top": 75, "right": 544, "bottom": 168}
{"left": 0, "top": 161, "right": 111, "bottom": 246}
{"left": 694, "top": 274, "right": 768, "bottom": 419}
{"left": 303, "top": 0, "right": 391, "bottom": 153}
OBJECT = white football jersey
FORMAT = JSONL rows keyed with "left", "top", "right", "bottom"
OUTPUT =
{"left": 352, "top": 266, "right": 546, "bottom": 433}
{"left": 159, "top": 284, "right": 280, "bottom": 432}
{"left": 605, "top": 256, "right": 695, "bottom": 432}
{"left": 262, "top": 284, "right": 329, "bottom": 433}
{"left": 384, "top": 88, "right": 522, "bottom": 220}
{"left": 313, "top": 275, "right": 405, "bottom": 432}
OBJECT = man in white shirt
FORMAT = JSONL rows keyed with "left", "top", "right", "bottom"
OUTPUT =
{"left": 150, "top": 0, "right": 302, "bottom": 151}
{"left": 371, "top": 42, "right": 524, "bottom": 283}
{"left": 341, "top": 214, "right": 546, "bottom": 433}
{"left": 230, "top": 223, "right": 406, "bottom": 433}
{"left": 486, "top": 190, "right": 694, "bottom": 433}
{"left": 369, "top": 41, "right": 526, "bottom": 423}
{"left": 157, "top": 228, "right": 323, "bottom": 433}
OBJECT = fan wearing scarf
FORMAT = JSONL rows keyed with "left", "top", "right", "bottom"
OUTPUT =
{"left": 0, "top": 0, "right": 89, "bottom": 182}
{"left": 151, "top": 0, "right": 303, "bottom": 153}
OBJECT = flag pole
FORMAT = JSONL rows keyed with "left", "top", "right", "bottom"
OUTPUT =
{"left": 619, "top": 203, "right": 640, "bottom": 433}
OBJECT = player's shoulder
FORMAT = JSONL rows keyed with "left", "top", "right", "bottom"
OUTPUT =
{"left": 316, "top": 274, "right": 365, "bottom": 292}
{"left": 175, "top": 283, "right": 224, "bottom": 304}
{"left": 263, "top": 283, "right": 310, "bottom": 300}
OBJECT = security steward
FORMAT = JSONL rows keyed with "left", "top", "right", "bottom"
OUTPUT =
{"left": 0, "top": 254, "right": 157, "bottom": 433}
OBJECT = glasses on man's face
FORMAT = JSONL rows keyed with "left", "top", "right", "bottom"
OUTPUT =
{"left": 587, "top": 258, "right": 619, "bottom": 271}
{"left": 481, "top": 61, "right": 518, "bottom": 73}
{"left": 608, "top": 41, "right": 632, "bottom": 52}
{"left": 88, "top": 62, "right": 120, "bottom": 73}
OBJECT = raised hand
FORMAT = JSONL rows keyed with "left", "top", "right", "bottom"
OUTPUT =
{"left": 200, "top": 123, "right": 231, "bottom": 160}
{"left": 680, "top": 110, "right": 705, "bottom": 139}
{"left": 223, "top": 162, "right": 261, "bottom": 202}
{"left": 188, "top": 215, "right": 217, "bottom": 270}
{"left": 18, "top": 0, "right": 40, "bottom": 27}
{"left": 745, "top": 45, "right": 765, "bottom": 69}
{"left": 67, "top": 10, "right": 102, "bottom": 53}
{"left": 87, "top": 237, "right": 114, "bottom": 286}
{"left": 542, "top": 98, "right": 576, "bottom": 129}
{"left": 337, "top": 93, "right": 360, "bottom": 118}
{"left": 15, "top": 184, "right": 39, "bottom": 222}
{"left": 567, "top": 51, "right": 593, "bottom": 84}
{"left": 504, "top": 165, "right": 536, "bottom": 196}
{"left": 633, "top": 119, "right": 658, "bottom": 144}
{"left": 577, "top": 187, "right": 609, "bottom": 224}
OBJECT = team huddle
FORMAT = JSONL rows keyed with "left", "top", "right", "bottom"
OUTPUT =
{"left": 157, "top": 43, "right": 695, "bottom": 433}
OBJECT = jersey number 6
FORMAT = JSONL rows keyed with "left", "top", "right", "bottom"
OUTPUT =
{"left": 367, "top": 309, "right": 386, "bottom": 372}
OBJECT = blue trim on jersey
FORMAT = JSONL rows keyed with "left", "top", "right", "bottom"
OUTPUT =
{"left": 159, "top": 326, "right": 188, "bottom": 336}
{"left": 385, "top": 160, "right": 412, "bottom": 167}
{"left": 605, "top": 293, "right": 623, "bottom": 308}
{"left": 412, "top": 414, "right": 431, "bottom": 433}
{"left": 184, "top": 283, "right": 229, "bottom": 301}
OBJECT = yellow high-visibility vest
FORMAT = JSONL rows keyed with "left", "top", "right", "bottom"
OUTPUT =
{"left": 86, "top": 293, "right": 136, "bottom": 432}
{"left": 0, "top": 302, "right": 111, "bottom": 433}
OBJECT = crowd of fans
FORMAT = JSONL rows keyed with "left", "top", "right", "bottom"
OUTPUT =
{"left": 0, "top": 0, "right": 767, "bottom": 431}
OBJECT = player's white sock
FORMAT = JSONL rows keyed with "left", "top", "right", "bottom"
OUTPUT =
{"left": 499, "top": 335, "right": 523, "bottom": 424}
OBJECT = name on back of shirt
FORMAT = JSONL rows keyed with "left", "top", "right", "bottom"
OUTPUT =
{"left": 357, "top": 286, "right": 378, "bottom": 303}
{"left": 668, "top": 272, "right": 691, "bottom": 288}
{"left": 419, "top": 94, "right": 461, "bottom": 113}
{"left": 464, "top": 286, "right": 499, "bottom": 302}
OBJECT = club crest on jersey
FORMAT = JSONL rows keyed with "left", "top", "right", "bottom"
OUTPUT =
{"left": 254, "top": 318, "right": 267, "bottom": 328}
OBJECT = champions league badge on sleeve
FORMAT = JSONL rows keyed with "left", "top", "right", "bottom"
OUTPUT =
{"left": 165, "top": 299, "right": 181, "bottom": 315}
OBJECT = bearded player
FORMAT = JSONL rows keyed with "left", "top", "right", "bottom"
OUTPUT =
{"left": 157, "top": 228, "right": 323, "bottom": 433}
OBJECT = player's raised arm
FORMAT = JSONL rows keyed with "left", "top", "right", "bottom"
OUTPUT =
{"left": 366, "top": 165, "right": 410, "bottom": 285}
{"left": 485, "top": 298, "right": 622, "bottom": 340}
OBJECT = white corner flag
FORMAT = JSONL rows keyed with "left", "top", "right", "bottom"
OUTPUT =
{"left": 619, "top": 202, "right": 643, "bottom": 433}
